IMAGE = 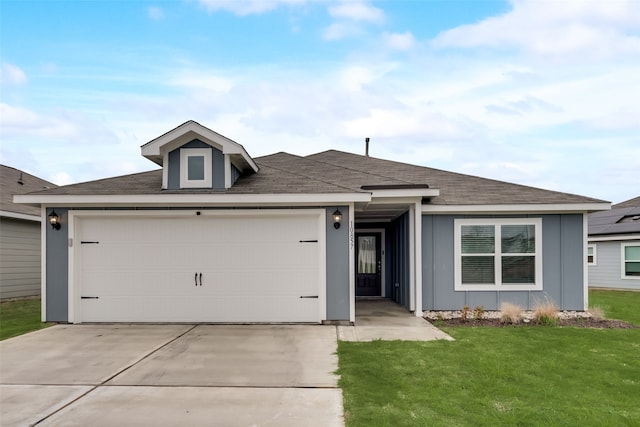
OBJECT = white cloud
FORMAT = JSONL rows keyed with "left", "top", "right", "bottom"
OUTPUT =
{"left": 0, "top": 63, "right": 28, "bottom": 85}
{"left": 323, "top": 22, "right": 363, "bottom": 41}
{"left": 382, "top": 32, "right": 416, "bottom": 51}
{"left": 49, "top": 171, "right": 75, "bottom": 186}
{"left": 328, "top": 1, "right": 384, "bottom": 23}
{"left": 147, "top": 6, "right": 164, "bottom": 21}
{"left": 169, "top": 71, "right": 234, "bottom": 92}
{"left": 432, "top": 0, "right": 640, "bottom": 58}
{"left": 198, "top": 0, "right": 308, "bottom": 15}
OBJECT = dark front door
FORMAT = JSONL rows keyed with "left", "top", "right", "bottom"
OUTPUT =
{"left": 356, "top": 232, "right": 382, "bottom": 296}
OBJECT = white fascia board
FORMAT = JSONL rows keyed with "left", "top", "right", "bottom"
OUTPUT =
{"left": 588, "top": 234, "right": 640, "bottom": 242}
{"left": 369, "top": 196, "right": 424, "bottom": 205}
{"left": 0, "top": 210, "right": 42, "bottom": 222}
{"left": 14, "top": 192, "right": 371, "bottom": 207}
{"left": 369, "top": 188, "right": 439, "bottom": 198}
{"left": 421, "top": 202, "right": 611, "bottom": 214}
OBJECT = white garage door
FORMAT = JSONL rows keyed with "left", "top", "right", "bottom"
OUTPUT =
{"left": 75, "top": 211, "right": 323, "bottom": 323}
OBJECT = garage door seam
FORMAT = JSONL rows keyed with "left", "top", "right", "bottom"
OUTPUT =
{"left": 31, "top": 325, "right": 199, "bottom": 426}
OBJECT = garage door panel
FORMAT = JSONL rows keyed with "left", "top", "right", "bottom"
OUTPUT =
{"left": 78, "top": 212, "right": 323, "bottom": 323}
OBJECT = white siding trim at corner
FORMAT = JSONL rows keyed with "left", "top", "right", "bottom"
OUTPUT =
{"left": 15, "top": 193, "right": 372, "bottom": 206}
{"left": 409, "top": 206, "right": 415, "bottom": 312}
{"left": 224, "top": 154, "right": 231, "bottom": 189}
{"left": 421, "top": 203, "right": 610, "bottom": 214}
{"left": 0, "top": 210, "right": 41, "bottom": 222}
{"left": 41, "top": 206, "right": 47, "bottom": 321}
{"left": 348, "top": 203, "right": 356, "bottom": 323}
{"left": 414, "top": 201, "right": 423, "bottom": 316}
{"left": 162, "top": 155, "right": 168, "bottom": 189}
{"left": 583, "top": 213, "right": 589, "bottom": 310}
{"left": 68, "top": 211, "right": 77, "bottom": 323}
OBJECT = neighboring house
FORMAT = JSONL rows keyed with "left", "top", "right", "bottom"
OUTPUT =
{"left": 15, "top": 121, "right": 609, "bottom": 323}
{"left": 0, "top": 165, "right": 57, "bottom": 299}
{"left": 588, "top": 197, "right": 640, "bottom": 290}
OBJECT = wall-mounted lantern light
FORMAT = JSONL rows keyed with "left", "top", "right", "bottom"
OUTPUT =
{"left": 332, "top": 209, "right": 343, "bottom": 229}
{"left": 48, "top": 210, "right": 61, "bottom": 230}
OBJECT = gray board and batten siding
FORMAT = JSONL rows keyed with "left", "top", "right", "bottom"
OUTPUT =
{"left": 589, "top": 240, "right": 640, "bottom": 290}
{"left": 0, "top": 217, "right": 41, "bottom": 299}
{"left": 422, "top": 214, "right": 585, "bottom": 311}
{"left": 45, "top": 208, "right": 69, "bottom": 321}
{"left": 43, "top": 206, "right": 351, "bottom": 323}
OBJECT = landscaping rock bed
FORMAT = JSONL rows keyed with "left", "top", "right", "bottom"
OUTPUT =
{"left": 424, "top": 311, "right": 637, "bottom": 329}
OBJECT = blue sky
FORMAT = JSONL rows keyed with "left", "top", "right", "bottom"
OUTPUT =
{"left": 1, "top": 0, "right": 638, "bottom": 203}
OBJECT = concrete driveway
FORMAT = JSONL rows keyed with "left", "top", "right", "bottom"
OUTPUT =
{"left": 0, "top": 324, "right": 342, "bottom": 426}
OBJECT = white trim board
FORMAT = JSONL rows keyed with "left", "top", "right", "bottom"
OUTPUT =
{"left": 422, "top": 203, "right": 610, "bottom": 214}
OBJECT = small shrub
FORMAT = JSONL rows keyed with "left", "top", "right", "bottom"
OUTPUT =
{"left": 460, "top": 306, "right": 471, "bottom": 321}
{"left": 588, "top": 306, "right": 605, "bottom": 321}
{"left": 473, "top": 306, "right": 485, "bottom": 320}
{"left": 500, "top": 302, "right": 523, "bottom": 324}
{"left": 533, "top": 297, "right": 559, "bottom": 326}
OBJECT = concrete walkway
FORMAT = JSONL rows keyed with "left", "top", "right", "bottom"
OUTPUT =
{"left": 337, "top": 299, "right": 454, "bottom": 342}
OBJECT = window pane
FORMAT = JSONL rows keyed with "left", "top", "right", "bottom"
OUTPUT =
{"left": 588, "top": 255, "right": 594, "bottom": 263}
{"left": 461, "top": 226, "right": 495, "bottom": 254}
{"left": 462, "top": 256, "right": 495, "bottom": 284}
{"left": 587, "top": 247, "right": 593, "bottom": 256}
{"left": 502, "top": 225, "right": 535, "bottom": 253}
{"left": 625, "top": 262, "right": 640, "bottom": 276}
{"left": 187, "top": 156, "right": 205, "bottom": 180}
{"left": 624, "top": 246, "right": 640, "bottom": 261}
{"left": 358, "top": 236, "right": 376, "bottom": 274}
{"left": 502, "top": 256, "right": 535, "bottom": 283}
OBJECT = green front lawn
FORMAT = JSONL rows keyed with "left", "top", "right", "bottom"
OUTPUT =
{"left": 590, "top": 289, "right": 640, "bottom": 325}
{"left": 339, "top": 289, "right": 640, "bottom": 426}
{"left": 0, "top": 298, "right": 51, "bottom": 340}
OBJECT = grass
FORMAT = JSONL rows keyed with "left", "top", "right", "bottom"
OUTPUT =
{"left": 590, "top": 289, "right": 640, "bottom": 325}
{"left": 339, "top": 289, "right": 640, "bottom": 426}
{"left": 0, "top": 298, "right": 51, "bottom": 340}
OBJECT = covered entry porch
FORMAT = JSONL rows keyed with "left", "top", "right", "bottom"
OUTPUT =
{"left": 351, "top": 185, "right": 436, "bottom": 319}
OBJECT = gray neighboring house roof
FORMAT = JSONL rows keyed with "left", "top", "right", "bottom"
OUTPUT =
{"left": 0, "top": 165, "right": 57, "bottom": 219}
{"left": 18, "top": 149, "right": 605, "bottom": 207}
{"left": 589, "top": 196, "right": 640, "bottom": 236}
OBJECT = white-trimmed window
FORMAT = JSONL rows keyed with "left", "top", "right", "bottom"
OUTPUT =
{"left": 621, "top": 243, "right": 640, "bottom": 279}
{"left": 454, "top": 218, "right": 543, "bottom": 291}
{"left": 587, "top": 244, "right": 596, "bottom": 265}
{"left": 180, "top": 148, "right": 212, "bottom": 188}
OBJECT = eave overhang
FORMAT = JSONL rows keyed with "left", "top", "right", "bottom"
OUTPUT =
{"left": 14, "top": 192, "right": 371, "bottom": 208}
{"left": 421, "top": 202, "right": 611, "bottom": 214}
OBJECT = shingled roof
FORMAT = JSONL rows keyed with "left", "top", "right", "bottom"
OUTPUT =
{"left": 589, "top": 196, "right": 640, "bottom": 236}
{"left": 18, "top": 150, "right": 605, "bottom": 207}
{"left": 1, "top": 165, "right": 57, "bottom": 217}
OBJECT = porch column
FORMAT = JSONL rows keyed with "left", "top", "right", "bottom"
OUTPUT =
{"left": 414, "top": 201, "right": 423, "bottom": 316}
